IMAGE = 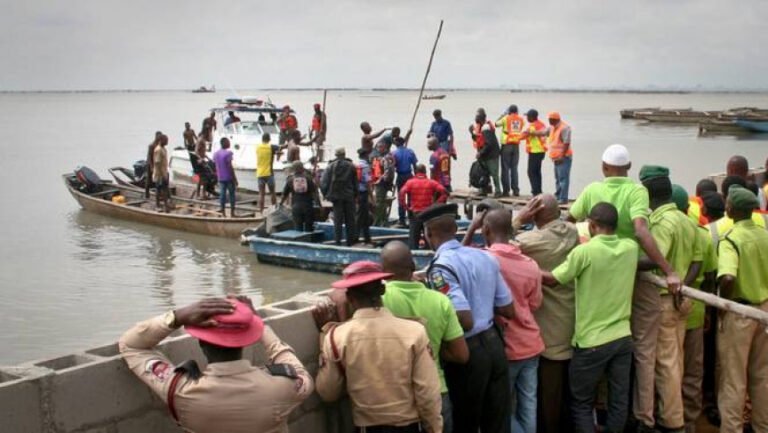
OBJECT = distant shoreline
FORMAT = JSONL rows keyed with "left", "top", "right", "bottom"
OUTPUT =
{"left": 2, "top": 88, "right": 768, "bottom": 95}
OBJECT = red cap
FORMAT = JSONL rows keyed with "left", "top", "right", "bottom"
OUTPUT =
{"left": 185, "top": 300, "right": 264, "bottom": 348}
{"left": 283, "top": 105, "right": 291, "bottom": 111}
{"left": 547, "top": 111, "right": 561, "bottom": 120}
{"left": 314, "top": 103, "right": 321, "bottom": 109}
{"left": 332, "top": 261, "right": 393, "bottom": 289}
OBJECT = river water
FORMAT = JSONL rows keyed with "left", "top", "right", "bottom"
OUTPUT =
{"left": 1, "top": 90, "right": 767, "bottom": 364}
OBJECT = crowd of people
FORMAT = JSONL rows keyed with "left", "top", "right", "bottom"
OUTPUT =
{"left": 123, "top": 125, "right": 768, "bottom": 433}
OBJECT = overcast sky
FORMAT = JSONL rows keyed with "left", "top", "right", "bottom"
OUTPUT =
{"left": 2, "top": 0, "right": 766, "bottom": 91}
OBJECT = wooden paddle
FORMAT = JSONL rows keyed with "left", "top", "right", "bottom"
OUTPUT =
{"left": 408, "top": 20, "right": 444, "bottom": 133}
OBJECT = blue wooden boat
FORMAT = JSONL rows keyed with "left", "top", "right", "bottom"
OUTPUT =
{"left": 735, "top": 119, "right": 768, "bottom": 133}
{"left": 313, "top": 220, "right": 472, "bottom": 241}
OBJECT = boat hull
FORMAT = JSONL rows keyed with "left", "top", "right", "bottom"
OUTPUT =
{"left": 64, "top": 174, "right": 263, "bottom": 238}
{"left": 735, "top": 119, "right": 768, "bottom": 133}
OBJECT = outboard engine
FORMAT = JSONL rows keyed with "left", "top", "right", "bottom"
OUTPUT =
{"left": 133, "top": 160, "right": 148, "bottom": 187}
{"left": 74, "top": 166, "right": 104, "bottom": 193}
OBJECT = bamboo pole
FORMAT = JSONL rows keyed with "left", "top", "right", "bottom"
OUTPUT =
{"left": 408, "top": 20, "right": 444, "bottom": 132}
{"left": 638, "top": 273, "right": 768, "bottom": 328}
{"left": 320, "top": 89, "right": 328, "bottom": 160}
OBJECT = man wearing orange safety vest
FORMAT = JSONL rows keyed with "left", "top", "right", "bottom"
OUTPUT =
{"left": 310, "top": 103, "right": 327, "bottom": 161}
{"left": 521, "top": 109, "right": 547, "bottom": 196}
{"left": 470, "top": 110, "right": 501, "bottom": 196}
{"left": 277, "top": 105, "right": 298, "bottom": 145}
{"left": 546, "top": 112, "right": 572, "bottom": 204}
{"left": 687, "top": 179, "right": 719, "bottom": 226}
{"left": 495, "top": 105, "right": 525, "bottom": 197}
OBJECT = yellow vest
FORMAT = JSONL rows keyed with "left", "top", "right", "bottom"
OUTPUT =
{"left": 497, "top": 114, "right": 525, "bottom": 144}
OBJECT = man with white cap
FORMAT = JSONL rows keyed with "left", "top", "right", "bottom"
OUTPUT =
{"left": 566, "top": 144, "right": 681, "bottom": 433}
{"left": 120, "top": 297, "right": 313, "bottom": 432}
{"left": 314, "top": 261, "right": 443, "bottom": 433}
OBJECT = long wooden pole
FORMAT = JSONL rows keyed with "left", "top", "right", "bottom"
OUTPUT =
{"left": 319, "top": 89, "right": 328, "bottom": 160}
{"left": 409, "top": 20, "right": 444, "bottom": 132}
{"left": 639, "top": 273, "right": 768, "bottom": 328}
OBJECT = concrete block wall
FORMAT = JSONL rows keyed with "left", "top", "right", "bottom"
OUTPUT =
{"left": 0, "top": 292, "right": 353, "bottom": 433}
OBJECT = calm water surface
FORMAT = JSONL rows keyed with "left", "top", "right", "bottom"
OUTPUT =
{"left": 1, "top": 90, "right": 767, "bottom": 364}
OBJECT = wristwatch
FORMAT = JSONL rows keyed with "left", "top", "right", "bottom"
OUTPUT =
{"left": 163, "top": 310, "right": 179, "bottom": 329}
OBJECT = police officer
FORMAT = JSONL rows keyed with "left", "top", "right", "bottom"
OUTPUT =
{"left": 314, "top": 261, "right": 443, "bottom": 433}
{"left": 119, "top": 297, "right": 313, "bottom": 433}
{"left": 421, "top": 203, "right": 515, "bottom": 433}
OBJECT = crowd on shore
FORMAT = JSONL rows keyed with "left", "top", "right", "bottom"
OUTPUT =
{"left": 122, "top": 118, "right": 768, "bottom": 433}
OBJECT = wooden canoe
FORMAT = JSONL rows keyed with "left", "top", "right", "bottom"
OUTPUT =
{"left": 64, "top": 173, "right": 265, "bottom": 238}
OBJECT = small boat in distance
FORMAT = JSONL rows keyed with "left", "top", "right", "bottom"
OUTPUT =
{"left": 192, "top": 85, "right": 216, "bottom": 93}
{"left": 422, "top": 94, "right": 446, "bottom": 100}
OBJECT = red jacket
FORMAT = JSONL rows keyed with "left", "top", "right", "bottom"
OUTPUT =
{"left": 399, "top": 173, "right": 448, "bottom": 212}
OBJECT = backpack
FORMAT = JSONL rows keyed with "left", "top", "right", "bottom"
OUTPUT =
{"left": 469, "top": 161, "right": 490, "bottom": 189}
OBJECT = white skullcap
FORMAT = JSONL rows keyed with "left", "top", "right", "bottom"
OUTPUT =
{"left": 602, "top": 144, "right": 630, "bottom": 166}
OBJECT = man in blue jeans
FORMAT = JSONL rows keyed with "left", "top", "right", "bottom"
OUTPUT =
{"left": 392, "top": 131, "right": 416, "bottom": 227}
{"left": 213, "top": 137, "right": 238, "bottom": 216}
{"left": 546, "top": 112, "right": 572, "bottom": 204}
{"left": 542, "top": 203, "right": 637, "bottom": 433}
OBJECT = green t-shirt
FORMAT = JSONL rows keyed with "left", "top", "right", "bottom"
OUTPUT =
{"left": 552, "top": 234, "right": 638, "bottom": 348}
{"left": 717, "top": 220, "right": 768, "bottom": 305}
{"left": 687, "top": 225, "right": 718, "bottom": 329}
{"left": 569, "top": 177, "right": 649, "bottom": 240}
{"left": 382, "top": 280, "right": 464, "bottom": 393}
{"left": 649, "top": 203, "right": 703, "bottom": 294}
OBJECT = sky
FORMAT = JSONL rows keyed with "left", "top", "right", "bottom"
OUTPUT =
{"left": 1, "top": 0, "right": 767, "bottom": 91}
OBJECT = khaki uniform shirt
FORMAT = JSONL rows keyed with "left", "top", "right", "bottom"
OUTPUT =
{"left": 315, "top": 307, "right": 443, "bottom": 433}
{"left": 119, "top": 315, "right": 313, "bottom": 433}
{"left": 152, "top": 145, "right": 168, "bottom": 183}
{"left": 515, "top": 220, "right": 580, "bottom": 360}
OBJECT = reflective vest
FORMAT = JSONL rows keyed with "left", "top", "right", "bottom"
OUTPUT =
{"left": 547, "top": 121, "right": 572, "bottom": 159}
{"left": 278, "top": 115, "right": 297, "bottom": 131}
{"left": 498, "top": 114, "right": 525, "bottom": 144}
{"left": 715, "top": 212, "right": 768, "bottom": 238}
{"left": 525, "top": 121, "right": 547, "bottom": 154}
{"left": 687, "top": 196, "right": 708, "bottom": 226}
{"left": 472, "top": 121, "right": 494, "bottom": 149}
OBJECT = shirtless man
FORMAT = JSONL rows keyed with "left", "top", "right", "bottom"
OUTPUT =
{"left": 360, "top": 122, "right": 389, "bottom": 155}
{"left": 201, "top": 112, "right": 217, "bottom": 142}
{"left": 282, "top": 130, "right": 312, "bottom": 163}
{"left": 183, "top": 122, "right": 198, "bottom": 151}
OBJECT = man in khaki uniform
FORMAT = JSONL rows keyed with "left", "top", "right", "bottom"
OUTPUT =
{"left": 716, "top": 185, "right": 768, "bottom": 433}
{"left": 514, "top": 193, "right": 580, "bottom": 433}
{"left": 638, "top": 166, "right": 702, "bottom": 432}
{"left": 120, "top": 297, "right": 313, "bottom": 433}
{"left": 314, "top": 261, "right": 443, "bottom": 433}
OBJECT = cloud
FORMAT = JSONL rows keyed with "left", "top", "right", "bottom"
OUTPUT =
{"left": 0, "top": 0, "right": 766, "bottom": 90}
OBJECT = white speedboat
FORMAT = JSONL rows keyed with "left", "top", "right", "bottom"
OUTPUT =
{"left": 170, "top": 97, "right": 327, "bottom": 192}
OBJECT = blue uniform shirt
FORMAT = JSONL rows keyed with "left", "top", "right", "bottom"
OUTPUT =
{"left": 429, "top": 119, "right": 453, "bottom": 143}
{"left": 357, "top": 159, "right": 371, "bottom": 192}
{"left": 427, "top": 239, "right": 513, "bottom": 337}
{"left": 392, "top": 146, "right": 418, "bottom": 176}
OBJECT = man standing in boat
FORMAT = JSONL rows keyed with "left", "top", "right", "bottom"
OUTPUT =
{"left": 372, "top": 140, "right": 396, "bottom": 227}
{"left": 310, "top": 103, "right": 327, "bottom": 161}
{"left": 278, "top": 105, "right": 298, "bottom": 145}
{"left": 360, "top": 122, "right": 389, "bottom": 156}
{"left": 256, "top": 133, "right": 279, "bottom": 214}
{"left": 321, "top": 148, "right": 358, "bottom": 246}
{"left": 183, "top": 122, "right": 198, "bottom": 152}
{"left": 201, "top": 112, "right": 217, "bottom": 143}
{"left": 213, "top": 138, "right": 238, "bottom": 217}
{"left": 153, "top": 134, "right": 172, "bottom": 212}
{"left": 281, "top": 161, "right": 321, "bottom": 232}
{"left": 429, "top": 109, "right": 456, "bottom": 160}
{"left": 145, "top": 131, "right": 162, "bottom": 199}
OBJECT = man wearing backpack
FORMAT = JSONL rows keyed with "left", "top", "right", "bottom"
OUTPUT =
{"left": 321, "top": 148, "right": 358, "bottom": 245}
{"left": 281, "top": 161, "right": 322, "bottom": 232}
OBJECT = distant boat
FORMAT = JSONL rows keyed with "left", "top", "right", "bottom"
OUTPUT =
{"left": 422, "top": 94, "right": 446, "bottom": 100}
{"left": 735, "top": 118, "right": 768, "bottom": 133}
{"left": 192, "top": 85, "right": 216, "bottom": 93}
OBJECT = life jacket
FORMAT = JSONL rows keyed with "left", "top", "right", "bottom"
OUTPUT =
{"left": 472, "top": 121, "right": 494, "bottom": 149}
{"left": 311, "top": 114, "right": 322, "bottom": 131}
{"left": 500, "top": 114, "right": 525, "bottom": 144}
{"left": 687, "top": 196, "right": 708, "bottom": 226}
{"left": 525, "top": 121, "right": 547, "bottom": 154}
{"left": 278, "top": 115, "right": 297, "bottom": 131}
{"left": 547, "top": 121, "right": 572, "bottom": 159}
{"left": 356, "top": 164, "right": 363, "bottom": 182}
{"left": 371, "top": 158, "right": 383, "bottom": 182}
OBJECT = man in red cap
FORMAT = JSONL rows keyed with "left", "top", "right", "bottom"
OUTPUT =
{"left": 120, "top": 297, "right": 313, "bottom": 433}
{"left": 310, "top": 103, "right": 327, "bottom": 160}
{"left": 314, "top": 261, "right": 443, "bottom": 433}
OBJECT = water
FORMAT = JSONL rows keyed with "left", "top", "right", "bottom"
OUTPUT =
{"left": 1, "top": 90, "right": 766, "bottom": 365}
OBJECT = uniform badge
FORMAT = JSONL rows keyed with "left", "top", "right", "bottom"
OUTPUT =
{"left": 430, "top": 272, "right": 449, "bottom": 294}
{"left": 145, "top": 359, "right": 172, "bottom": 382}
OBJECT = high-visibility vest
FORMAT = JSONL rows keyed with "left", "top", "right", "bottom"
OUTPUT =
{"left": 687, "top": 196, "right": 708, "bottom": 226}
{"left": 499, "top": 114, "right": 525, "bottom": 144}
{"left": 472, "top": 121, "right": 494, "bottom": 149}
{"left": 525, "top": 121, "right": 547, "bottom": 154}
{"left": 547, "top": 121, "right": 572, "bottom": 159}
{"left": 279, "top": 115, "right": 297, "bottom": 131}
{"left": 715, "top": 212, "right": 768, "bottom": 238}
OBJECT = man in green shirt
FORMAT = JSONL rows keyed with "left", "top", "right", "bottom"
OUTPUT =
{"left": 380, "top": 241, "right": 469, "bottom": 433}
{"left": 566, "top": 145, "right": 681, "bottom": 433}
{"left": 716, "top": 185, "right": 768, "bottom": 433}
{"left": 542, "top": 202, "right": 637, "bottom": 433}
{"left": 637, "top": 167, "right": 702, "bottom": 433}
{"left": 672, "top": 185, "right": 718, "bottom": 433}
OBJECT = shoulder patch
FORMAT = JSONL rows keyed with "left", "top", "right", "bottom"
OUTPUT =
{"left": 145, "top": 359, "right": 172, "bottom": 382}
{"left": 430, "top": 272, "right": 449, "bottom": 294}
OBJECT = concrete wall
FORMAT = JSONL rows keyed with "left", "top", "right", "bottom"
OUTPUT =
{"left": 0, "top": 293, "right": 353, "bottom": 433}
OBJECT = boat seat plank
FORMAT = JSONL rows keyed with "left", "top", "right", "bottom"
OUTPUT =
{"left": 91, "top": 189, "right": 121, "bottom": 197}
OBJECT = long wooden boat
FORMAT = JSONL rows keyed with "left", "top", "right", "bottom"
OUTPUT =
{"left": 637, "top": 110, "right": 721, "bottom": 123}
{"left": 64, "top": 173, "right": 265, "bottom": 238}
{"left": 619, "top": 107, "right": 660, "bottom": 119}
{"left": 422, "top": 94, "right": 446, "bottom": 100}
{"left": 697, "top": 119, "right": 749, "bottom": 135}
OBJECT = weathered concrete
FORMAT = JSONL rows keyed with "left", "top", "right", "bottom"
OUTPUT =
{"left": 0, "top": 292, "right": 349, "bottom": 433}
